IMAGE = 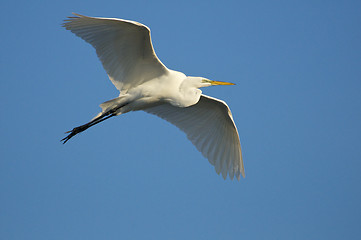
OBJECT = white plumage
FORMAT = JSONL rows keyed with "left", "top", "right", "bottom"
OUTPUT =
{"left": 62, "top": 13, "right": 245, "bottom": 180}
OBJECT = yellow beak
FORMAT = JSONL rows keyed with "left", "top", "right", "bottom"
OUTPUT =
{"left": 210, "top": 80, "right": 235, "bottom": 86}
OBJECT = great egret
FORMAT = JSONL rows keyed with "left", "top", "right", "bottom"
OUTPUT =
{"left": 62, "top": 13, "right": 245, "bottom": 180}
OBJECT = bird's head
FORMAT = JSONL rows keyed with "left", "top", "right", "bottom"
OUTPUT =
{"left": 184, "top": 77, "right": 235, "bottom": 89}
{"left": 177, "top": 77, "right": 235, "bottom": 107}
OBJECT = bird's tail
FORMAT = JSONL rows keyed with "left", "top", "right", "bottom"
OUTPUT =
{"left": 92, "top": 95, "right": 129, "bottom": 121}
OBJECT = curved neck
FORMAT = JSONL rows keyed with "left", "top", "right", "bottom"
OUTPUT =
{"left": 171, "top": 77, "right": 203, "bottom": 107}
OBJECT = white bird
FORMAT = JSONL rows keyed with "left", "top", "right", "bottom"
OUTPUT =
{"left": 62, "top": 13, "right": 245, "bottom": 180}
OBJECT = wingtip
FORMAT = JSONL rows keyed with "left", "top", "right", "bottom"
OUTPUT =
{"left": 62, "top": 13, "right": 89, "bottom": 28}
{"left": 62, "top": 13, "right": 79, "bottom": 26}
{"left": 234, "top": 169, "right": 245, "bottom": 181}
{"left": 63, "top": 13, "right": 86, "bottom": 21}
{"left": 71, "top": 12, "right": 84, "bottom": 17}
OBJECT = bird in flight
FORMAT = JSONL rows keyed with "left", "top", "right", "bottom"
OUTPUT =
{"left": 62, "top": 13, "right": 244, "bottom": 180}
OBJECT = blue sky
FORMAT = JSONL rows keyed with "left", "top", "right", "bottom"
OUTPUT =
{"left": 1, "top": 0, "right": 361, "bottom": 239}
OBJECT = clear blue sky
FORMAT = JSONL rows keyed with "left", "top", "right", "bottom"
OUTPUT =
{"left": 1, "top": 0, "right": 361, "bottom": 239}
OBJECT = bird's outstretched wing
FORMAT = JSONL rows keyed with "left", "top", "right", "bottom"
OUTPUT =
{"left": 63, "top": 13, "right": 168, "bottom": 93}
{"left": 145, "top": 95, "right": 244, "bottom": 180}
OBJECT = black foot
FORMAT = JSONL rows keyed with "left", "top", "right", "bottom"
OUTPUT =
{"left": 61, "top": 124, "right": 89, "bottom": 144}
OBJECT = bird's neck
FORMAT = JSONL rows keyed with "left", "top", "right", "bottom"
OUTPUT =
{"left": 176, "top": 78, "right": 202, "bottom": 107}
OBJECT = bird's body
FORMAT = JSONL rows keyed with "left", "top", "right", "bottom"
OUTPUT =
{"left": 62, "top": 13, "right": 245, "bottom": 180}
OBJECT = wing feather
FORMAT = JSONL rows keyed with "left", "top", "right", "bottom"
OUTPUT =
{"left": 63, "top": 13, "right": 168, "bottom": 93}
{"left": 145, "top": 95, "right": 244, "bottom": 180}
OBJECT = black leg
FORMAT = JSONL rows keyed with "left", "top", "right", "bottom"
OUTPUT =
{"left": 61, "top": 102, "right": 128, "bottom": 144}
{"left": 61, "top": 113, "right": 116, "bottom": 144}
